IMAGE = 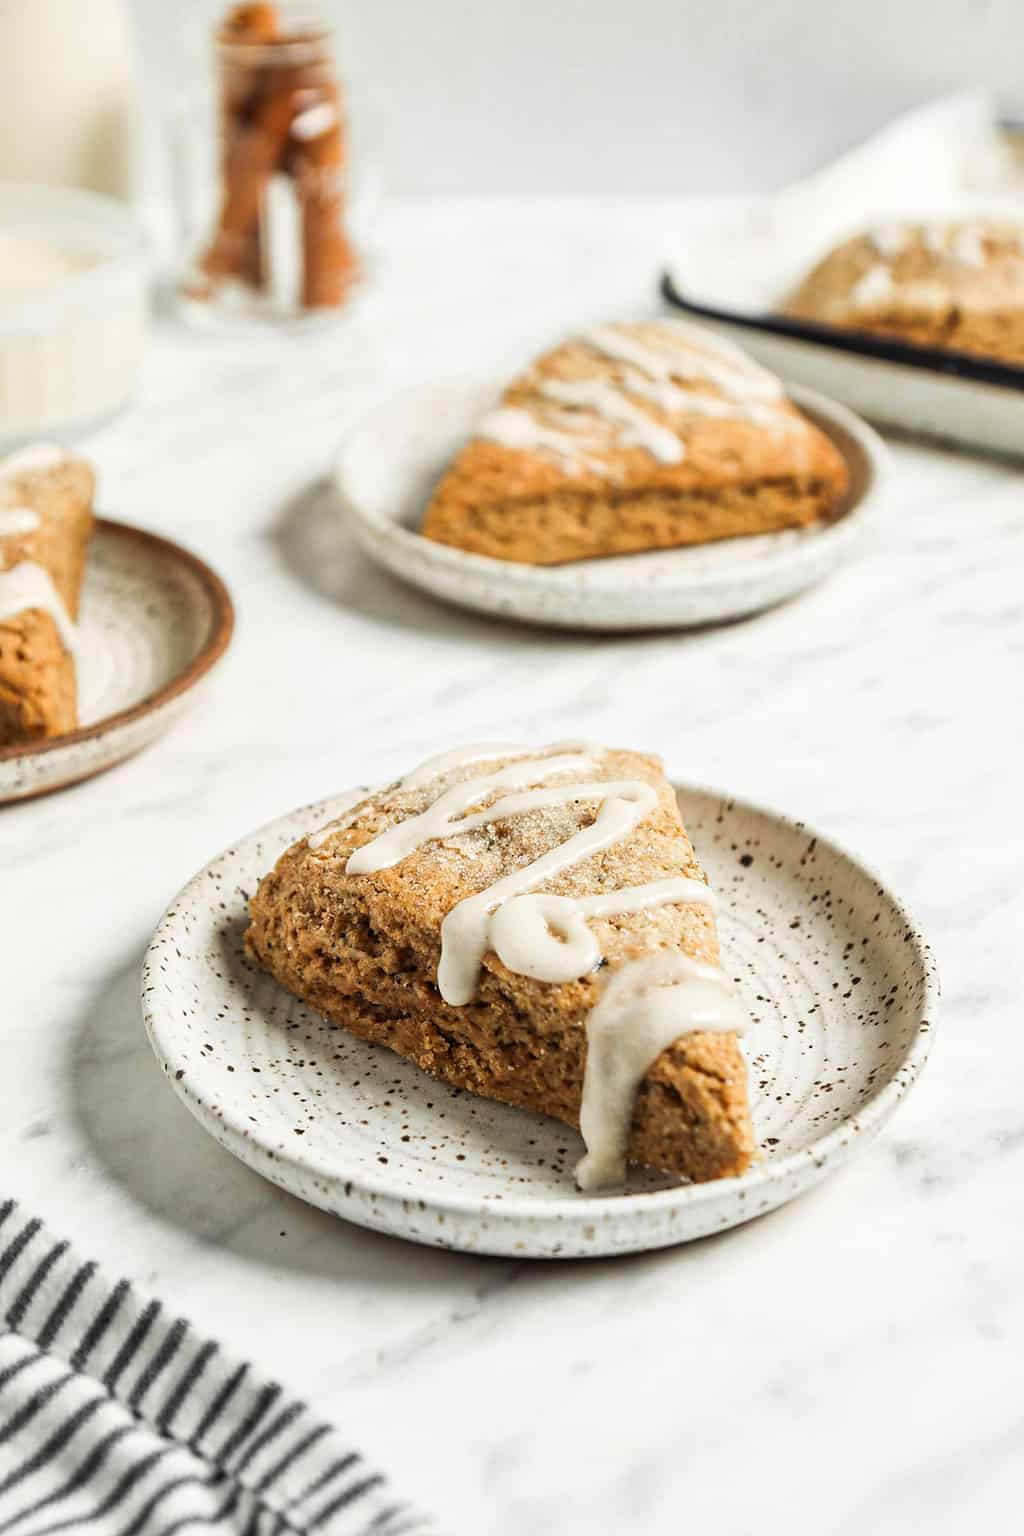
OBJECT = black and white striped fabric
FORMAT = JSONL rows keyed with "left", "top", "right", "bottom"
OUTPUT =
{"left": 0, "top": 1202, "right": 434, "bottom": 1536}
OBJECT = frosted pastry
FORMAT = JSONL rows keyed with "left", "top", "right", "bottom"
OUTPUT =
{"left": 0, "top": 444, "right": 95, "bottom": 746}
{"left": 786, "top": 220, "right": 1024, "bottom": 363}
{"left": 420, "top": 320, "right": 849, "bottom": 565}
{"left": 246, "top": 743, "right": 756, "bottom": 1191}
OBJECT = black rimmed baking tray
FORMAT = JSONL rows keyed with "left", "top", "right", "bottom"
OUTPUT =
{"left": 660, "top": 269, "right": 1024, "bottom": 458}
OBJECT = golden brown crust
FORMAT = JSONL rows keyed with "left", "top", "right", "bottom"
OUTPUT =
{"left": 246, "top": 748, "right": 756, "bottom": 1183}
{"left": 0, "top": 457, "right": 95, "bottom": 746}
{"left": 786, "top": 221, "right": 1024, "bottom": 362}
{"left": 421, "top": 324, "right": 849, "bottom": 565}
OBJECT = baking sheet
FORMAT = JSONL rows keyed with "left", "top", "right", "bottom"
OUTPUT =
{"left": 661, "top": 92, "right": 1024, "bottom": 456}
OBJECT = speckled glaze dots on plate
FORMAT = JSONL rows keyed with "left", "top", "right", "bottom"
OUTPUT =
{"left": 0, "top": 520, "right": 233, "bottom": 803}
{"left": 142, "top": 784, "right": 938, "bottom": 1259}
{"left": 333, "top": 376, "right": 889, "bottom": 632}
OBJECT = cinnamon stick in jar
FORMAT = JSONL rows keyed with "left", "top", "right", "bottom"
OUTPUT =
{"left": 200, "top": 6, "right": 295, "bottom": 290}
{"left": 194, "top": 3, "right": 358, "bottom": 313}
{"left": 288, "top": 79, "right": 357, "bottom": 307}
{"left": 215, "top": 4, "right": 281, "bottom": 290}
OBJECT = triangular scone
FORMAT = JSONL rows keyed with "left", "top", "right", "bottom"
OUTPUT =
{"left": 246, "top": 745, "right": 756, "bottom": 1188}
{"left": 420, "top": 320, "right": 849, "bottom": 565}
{"left": 786, "top": 221, "right": 1024, "bottom": 362}
{"left": 0, "top": 445, "right": 95, "bottom": 746}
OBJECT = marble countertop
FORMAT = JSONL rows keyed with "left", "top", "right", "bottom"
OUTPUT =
{"left": 2, "top": 201, "right": 1021, "bottom": 1534}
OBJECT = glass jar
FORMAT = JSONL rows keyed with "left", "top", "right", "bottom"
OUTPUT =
{"left": 0, "top": 0, "right": 138, "bottom": 201}
{"left": 173, "top": 1, "right": 362, "bottom": 326}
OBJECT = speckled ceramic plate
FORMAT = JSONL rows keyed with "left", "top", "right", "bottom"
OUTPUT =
{"left": 142, "top": 784, "right": 937, "bottom": 1259}
{"left": 333, "top": 376, "right": 888, "bottom": 632}
{"left": 0, "top": 520, "right": 233, "bottom": 803}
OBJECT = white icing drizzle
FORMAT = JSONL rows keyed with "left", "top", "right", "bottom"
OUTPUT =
{"left": 850, "top": 224, "right": 989, "bottom": 310}
{"left": 615, "top": 371, "right": 699, "bottom": 411}
{"left": 619, "top": 370, "right": 779, "bottom": 425}
{"left": 869, "top": 224, "right": 910, "bottom": 259}
{"left": 919, "top": 224, "right": 987, "bottom": 267}
{"left": 576, "top": 952, "right": 745, "bottom": 1191}
{"left": 0, "top": 443, "right": 65, "bottom": 481}
{"left": 949, "top": 225, "right": 986, "bottom": 268}
{"left": 489, "top": 877, "right": 716, "bottom": 985}
{"left": 475, "top": 406, "right": 605, "bottom": 475}
{"left": 851, "top": 264, "right": 895, "bottom": 308}
{"left": 537, "top": 378, "right": 684, "bottom": 464}
{"left": 291, "top": 102, "right": 337, "bottom": 142}
{"left": 346, "top": 751, "right": 597, "bottom": 879}
{"left": 0, "top": 507, "right": 40, "bottom": 538}
{"left": 0, "top": 561, "right": 78, "bottom": 654}
{"left": 333, "top": 743, "right": 738, "bottom": 1188}
{"left": 310, "top": 742, "right": 594, "bottom": 851}
{"left": 477, "top": 325, "right": 789, "bottom": 474}
{"left": 349, "top": 753, "right": 715, "bottom": 1005}
{"left": 580, "top": 324, "right": 782, "bottom": 404}
{"left": 435, "top": 780, "right": 666, "bottom": 1006}
{"left": 400, "top": 741, "right": 559, "bottom": 791}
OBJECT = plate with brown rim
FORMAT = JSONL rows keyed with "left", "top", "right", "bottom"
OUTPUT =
{"left": 0, "top": 519, "right": 234, "bottom": 803}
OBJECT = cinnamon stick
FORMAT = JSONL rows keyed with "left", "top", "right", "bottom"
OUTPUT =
{"left": 216, "top": 5, "right": 281, "bottom": 289}
{"left": 289, "top": 82, "right": 358, "bottom": 307}
{"left": 195, "top": 4, "right": 357, "bottom": 310}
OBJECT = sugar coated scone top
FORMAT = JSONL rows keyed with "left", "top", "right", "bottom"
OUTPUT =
{"left": 420, "top": 319, "right": 849, "bottom": 565}
{"left": 786, "top": 220, "right": 1024, "bottom": 362}
{"left": 247, "top": 742, "right": 755, "bottom": 1191}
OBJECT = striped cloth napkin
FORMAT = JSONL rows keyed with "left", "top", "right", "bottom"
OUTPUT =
{"left": 0, "top": 1201, "right": 435, "bottom": 1536}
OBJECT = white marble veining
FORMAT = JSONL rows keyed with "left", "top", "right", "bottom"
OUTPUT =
{"left": 1, "top": 200, "right": 1022, "bottom": 1534}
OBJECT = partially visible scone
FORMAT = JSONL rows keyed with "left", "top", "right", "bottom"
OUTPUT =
{"left": 0, "top": 445, "right": 96, "bottom": 746}
{"left": 786, "top": 220, "right": 1024, "bottom": 362}
{"left": 246, "top": 744, "right": 756, "bottom": 1188}
{"left": 420, "top": 320, "right": 849, "bottom": 565}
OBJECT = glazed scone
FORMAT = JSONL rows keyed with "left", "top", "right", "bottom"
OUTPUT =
{"left": 0, "top": 444, "right": 96, "bottom": 746}
{"left": 246, "top": 743, "right": 756, "bottom": 1190}
{"left": 786, "top": 220, "right": 1024, "bottom": 363}
{"left": 420, "top": 320, "right": 849, "bottom": 565}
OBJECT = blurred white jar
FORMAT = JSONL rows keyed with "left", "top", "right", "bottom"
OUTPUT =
{"left": 0, "top": 185, "right": 149, "bottom": 450}
{"left": 0, "top": 0, "right": 137, "bottom": 199}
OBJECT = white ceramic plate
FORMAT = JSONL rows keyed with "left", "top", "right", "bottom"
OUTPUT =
{"left": 0, "top": 519, "right": 233, "bottom": 803}
{"left": 142, "top": 785, "right": 937, "bottom": 1259}
{"left": 333, "top": 377, "right": 888, "bottom": 632}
